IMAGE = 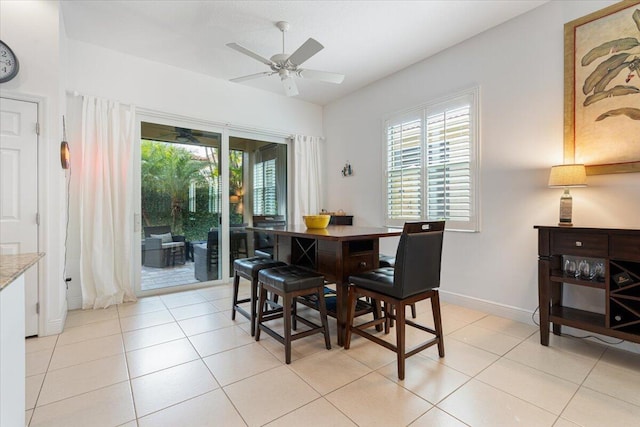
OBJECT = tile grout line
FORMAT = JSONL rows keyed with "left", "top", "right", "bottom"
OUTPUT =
{"left": 117, "top": 304, "right": 141, "bottom": 426}
{"left": 133, "top": 286, "right": 248, "bottom": 424}
{"left": 26, "top": 334, "right": 60, "bottom": 426}
{"left": 553, "top": 342, "right": 609, "bottom": 424}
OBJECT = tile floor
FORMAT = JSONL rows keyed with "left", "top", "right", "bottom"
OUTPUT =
{"left": 25, "top": 281, "right": 640, "bottom": 426}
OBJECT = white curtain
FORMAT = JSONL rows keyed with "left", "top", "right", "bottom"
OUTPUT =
{"left": 292, "top": 135, "right": 323, "bottom": 225}
{"left": 79, "top": 96, "right": 137, "bottom": 309}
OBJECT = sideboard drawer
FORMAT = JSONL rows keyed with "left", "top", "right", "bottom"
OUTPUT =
{"left": 610, "top": 235, "right": 640, "bottom": 261}
{"left": 551, "top": 232, "right": 608, "bottom": 257}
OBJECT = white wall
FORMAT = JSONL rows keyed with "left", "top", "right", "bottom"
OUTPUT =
{"left": 66, "top": 39, "right": 323, "bottom": 136}
{"left": 0, "top": 0, "right": 68, "bottom": 335}
{"left": 323, "top": 1, "right": 640, "bottom": 349}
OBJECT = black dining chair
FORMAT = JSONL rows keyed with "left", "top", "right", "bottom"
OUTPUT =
{"left": 379, "top": 254, "right": 417, "bottom": 320}
{"left": 345, "top": 221, "right": 445, "bottom": 380}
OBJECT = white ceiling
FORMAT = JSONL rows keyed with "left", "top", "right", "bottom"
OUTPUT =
{"left": 61, "top": 0, "right": 548, "bottom": 105}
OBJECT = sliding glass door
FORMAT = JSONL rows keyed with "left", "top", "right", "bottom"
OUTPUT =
{"left": 134, "top": 117, "right": 289, "bottom": 296}
{"left": 227, "top": 136, "right": 288, "bottom": 273}
{"left": 137, "top": 121, "right": 223, "bottom": 294}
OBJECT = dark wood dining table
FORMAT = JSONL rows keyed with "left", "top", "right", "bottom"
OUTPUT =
{"left": 246, "top": 224, "right": 402, "bottom": 345}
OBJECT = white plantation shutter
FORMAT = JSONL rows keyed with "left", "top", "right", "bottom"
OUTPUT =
{"left": 253, "top": 159, "right": 277, "bottom": 215}
{"left": 253, "top": 162, "right": 265, "bottom": 214}
{"left": 264, "top": 159, "right": 277, "bottom": 214}
{"left": 384, "top": 88, "right": 479, "bottom": 232}
{"left": 386, "top": 117, "right": 422, "bottom": 220}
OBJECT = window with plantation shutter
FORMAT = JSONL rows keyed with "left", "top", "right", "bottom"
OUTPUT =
{"left": 253, "top": 159, "right": 277, "bottom": 215}
{"left": 384, "top": 87, "right": 479, "bottom": 232}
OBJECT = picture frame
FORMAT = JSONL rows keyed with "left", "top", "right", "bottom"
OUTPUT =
{"left": 564, "top": 0, "right": 640, "bottom": 175}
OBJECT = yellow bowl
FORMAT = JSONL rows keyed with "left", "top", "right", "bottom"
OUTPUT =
{"left": 303, "top": 215, "right": 331, "bottom": 229}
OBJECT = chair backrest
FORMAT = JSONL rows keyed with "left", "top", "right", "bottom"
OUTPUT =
{"left": 253, "top": 215, "right": 285, "bottom": 251}
{"left": 393, "top": 221, "right": 445, "bottom": 298}
{"left": 144, "top": 225, "right": 171, "bottom": 238}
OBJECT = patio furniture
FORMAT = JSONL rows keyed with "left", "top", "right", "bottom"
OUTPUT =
{"left": 143, "top": 226, "right": 186, "bottom": 268}
{"left": 194, "top": 231, "right": 218, "bottom": 282}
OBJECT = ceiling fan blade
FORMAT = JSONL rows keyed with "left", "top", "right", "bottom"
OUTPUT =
{"left": 230, "top": 71, "right": 272, "bottom": 83}
{"left": 281, "top": 77, "right": 299, "bottom": 97}
{"left": 287, "top": 38, "right": 323, "bottom": 67}
{"left": 298, "top": 69, "right": 345, "bottom": 84}
{"left": 226, "top": 42, "right": 274, "bottom": 66}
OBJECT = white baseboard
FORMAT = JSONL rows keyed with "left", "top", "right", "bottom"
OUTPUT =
{"left": 440, "top": 290, "right": 535, "bottom": 325}
{"left": 66, "top": 295, "right": 83, "bottom": 311}
{"left": 42, "top": 306, "right": 67, "bottom": 336}
{"left": 440, "top": 290, "right": 640, "bottom": 354}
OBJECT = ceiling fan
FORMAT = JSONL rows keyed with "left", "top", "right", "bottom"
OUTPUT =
{"left": 154, "top": 127, "right": 201, "bottom": 144}
{"left": 227, "top": 21, "right": 345, "bottom": 97}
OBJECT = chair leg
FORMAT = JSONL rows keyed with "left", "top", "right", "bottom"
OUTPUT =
{"left": 317, "top": 286, "right": 332, "bottom": 350}
{"left": 292, "top": 297, "right": 297, "bottom": 331}
{"left": 395, "top": 301, "right": 406, "bottom": 381}
{"left": 373, "top": 298, "right": 383, "bottom": 332}
{"left": 255, "top": 283, "right": 267, "bottom": 342}
{"left": 249, "top": 278, "right": 258, "bottom": 337}
{"left": 383, "top": 302, "right": 391, "bottom": 334}
{"left": 431, "top": 290, "right": 445, "bottom": 357}
{"left": 411, "top": 303, "right": 417, "bottom": 319}
{"left": 231, "top": 272, "right": 240, "bottom": 321}
{"left": 283, "top": 292, "right": 292, "bottom": 364}
{"left": 344, "top": 286, "right": 357, "bottom": 350}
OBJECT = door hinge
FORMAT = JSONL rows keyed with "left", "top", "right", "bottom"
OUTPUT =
{"left": 36, "top": 302, "right": 40, "bottom": 314}
{"left": 35, "top": 122, "right": 40, "bottom": 135}
{"left": 36, "top": 212, "right": 40, "bottom": 226}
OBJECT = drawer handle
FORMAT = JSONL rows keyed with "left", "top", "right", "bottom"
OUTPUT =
{"left": 575, "top": 241, "right": 583, "bottom": 247}
{"left": 359, "top": 261, "right": 367, "bottom": 268}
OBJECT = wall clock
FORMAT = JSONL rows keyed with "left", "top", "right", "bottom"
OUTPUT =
{"left": 0, "top": 40, "right": 20, "bottom": 83}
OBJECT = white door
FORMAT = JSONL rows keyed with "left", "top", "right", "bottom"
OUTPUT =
{"left": 0, "top": 97, "right": 39, "bottom": 336}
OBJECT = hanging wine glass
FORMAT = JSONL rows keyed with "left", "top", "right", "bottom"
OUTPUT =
{"left": 564, "top": 258, "right": 577, "bottom": 277}
{"left": 578, "top": 259, "right": 591, "bottom": 280}
{"left": 593, "top": 262, "right": 605, "bottom": 282}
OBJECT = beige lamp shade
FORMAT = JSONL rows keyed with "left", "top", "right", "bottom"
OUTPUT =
{"left": 548, "top": 164, "right": 587, "bottom": 187}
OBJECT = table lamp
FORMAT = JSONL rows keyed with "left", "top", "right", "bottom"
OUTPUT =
{"left": 548, "top": 164, "right": 587, "bottom": 226}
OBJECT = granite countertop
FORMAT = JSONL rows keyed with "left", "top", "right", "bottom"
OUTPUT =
{"left": 0, "top": 253, "right": 45, "bottom": 291}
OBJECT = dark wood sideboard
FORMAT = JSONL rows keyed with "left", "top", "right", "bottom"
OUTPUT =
{"left": 329, "top": 215, "right": 353, "bottom": 225}
{"left": 534, "top": 226, "right": 640, "bottom": 346}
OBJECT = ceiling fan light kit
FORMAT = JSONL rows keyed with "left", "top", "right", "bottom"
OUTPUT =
{"left": 227, "top": 21, "right": 345, "bottom": 96}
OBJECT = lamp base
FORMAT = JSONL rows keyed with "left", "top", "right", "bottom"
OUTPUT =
{"left": 558, "top": 188, "right": 573, "bottom": 227}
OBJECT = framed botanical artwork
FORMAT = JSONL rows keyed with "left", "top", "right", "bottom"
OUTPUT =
{"left": 564, "top": 0, "right": 640, "bottom": 175}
